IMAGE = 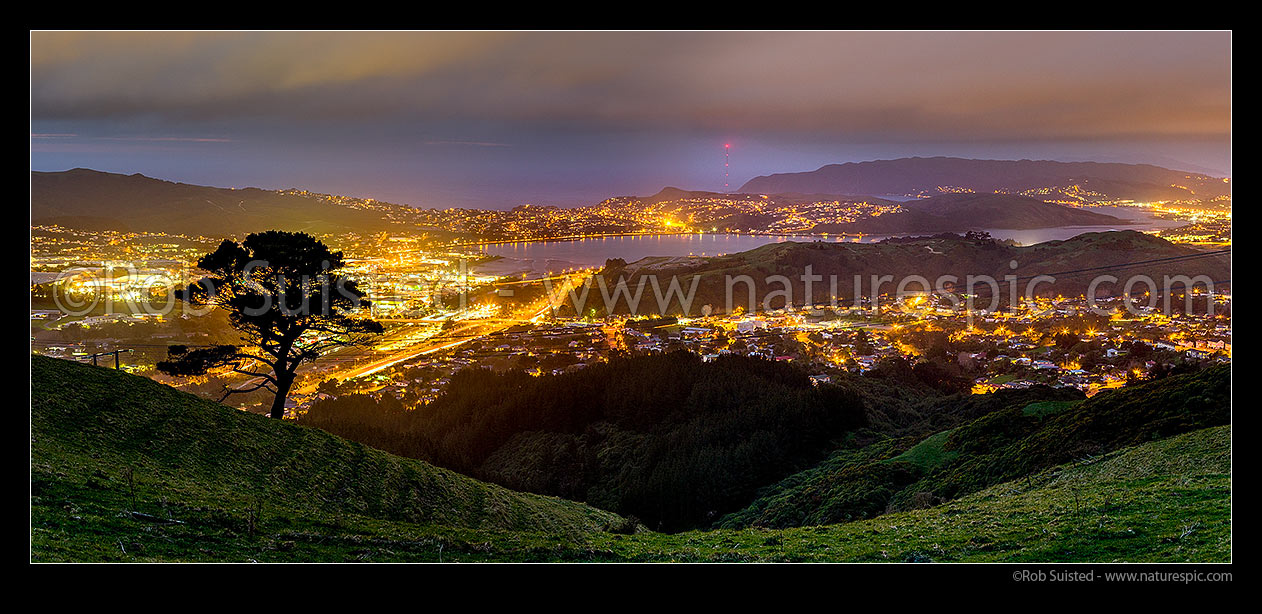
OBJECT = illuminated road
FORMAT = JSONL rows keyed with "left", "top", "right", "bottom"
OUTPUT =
{"left": 287, "top": 269, "right": 594, "bottom": 394}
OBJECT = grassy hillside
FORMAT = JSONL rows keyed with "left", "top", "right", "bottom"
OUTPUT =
{"left": 29, "top": 383, "right": 1231, "bottom": 564}
{"left": 606, "top": 425, "right": 1229, "bottom": 562}
{"left": 886, "top": 429, "right": 958, "bottom": 472}
{"left": 719, "top": 365, "right": 1230, "bottom": 530}
{"left": 30, "top": 355, "right": 1229, "bottom": 562}
{"left": 925, "top": 364, "right": 1230, "bottom": 502}
{"left": 30, "top": 355, "right": 623, "bottom": 561}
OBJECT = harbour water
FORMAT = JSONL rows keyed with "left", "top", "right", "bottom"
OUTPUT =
{"left": 469, "top": 206, "right": 1183, "bottom": 277}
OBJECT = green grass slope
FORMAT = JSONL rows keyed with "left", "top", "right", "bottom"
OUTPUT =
{"left": 886, "top": 429, "right": 958, "bottom": 472}
{"left": 34, "top": 421, "right": 1226, "bottom": 562}
{"left": 599, "top": 425, "right": 1230, "bottom": 562}
{"left": 30, "top": 355, "right": 1230, "bottom": 562}
{"left": 30, "top": 355, "right": 623, "bottom": 562}
{"left": 719, "top": 366, "right": 1229, "bottom": 530}
{"left": 926, "top": 364, "right": 1230, "bottom": 503}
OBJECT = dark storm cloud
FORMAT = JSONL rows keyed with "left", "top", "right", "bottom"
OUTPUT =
{"left": 31, "top": 31, "right": 1230, "bottom": 142}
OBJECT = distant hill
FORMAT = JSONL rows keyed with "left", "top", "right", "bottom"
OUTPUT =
{"left": 580, "top": 230, "right": 1230, "bottom": 316}
{"left": 641, "top": 186, "right": 724, "bottom": 204}
{"left": 816, "top": 193, "right": 1127, "bottom": 234}
{"left": 31, "top": 169, "right": 404, "bottom": 236}
{"left": 30, "top": 354, "right": 623, "bottom": 557}
{"left": 903, "top": 193, "right": 1124, "bottom": 227}
{"left": 739, "top": 157, "right": 1231, "bottom": 202}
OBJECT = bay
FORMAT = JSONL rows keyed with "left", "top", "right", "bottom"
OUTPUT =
{"left": 468, "top": 205, "right": 1184, "bottom": 277}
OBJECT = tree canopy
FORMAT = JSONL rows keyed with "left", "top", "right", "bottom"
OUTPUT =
{"left": 158, "top": 231, "right": 383, "bottom": 417}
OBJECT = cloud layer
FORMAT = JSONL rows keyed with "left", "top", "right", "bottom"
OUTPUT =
{"left": 32, "top": 31, "right": 1231, "bottom": 141}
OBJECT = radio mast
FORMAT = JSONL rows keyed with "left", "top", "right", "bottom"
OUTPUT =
{"left": 724, "top": 143, "right": 730, "bottom": 191}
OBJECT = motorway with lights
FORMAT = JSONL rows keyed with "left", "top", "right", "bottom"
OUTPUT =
{"left": 282, "top": 269, "right": 594, "bottom": 397}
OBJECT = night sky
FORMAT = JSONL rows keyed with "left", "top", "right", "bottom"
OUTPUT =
{"left": 31, "top": 31, "right": 1231, "bottom": 209}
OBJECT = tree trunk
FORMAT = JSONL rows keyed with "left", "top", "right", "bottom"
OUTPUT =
{"left": 269, "top": 374, "right": 294, "bottom": 419}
